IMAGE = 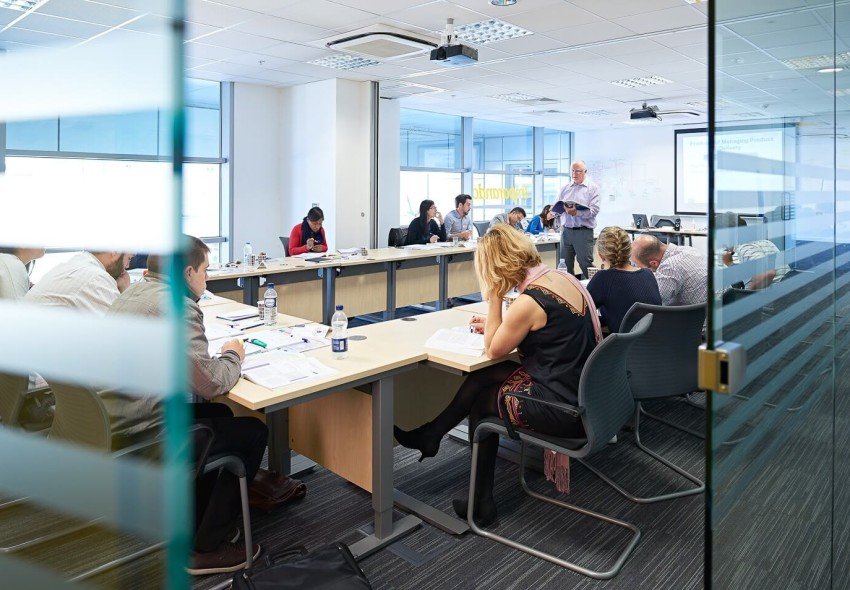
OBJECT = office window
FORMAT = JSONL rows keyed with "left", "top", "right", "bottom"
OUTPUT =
{"left": 543, "top": 129, "right": 571, "bottom": 174}
{"left": 472, "top": 173, "right": 534, "bottom": 222}
{"left": 400, "top": 109, "right": 462, "bottom": 169}
{"left": 60, "top": 111, "right": 160, "bottom": 155}
{"left": 473, "top": 119, "right": 533, "bottom": 173}
{"left": 399, "top": 170, "right": 462, "bottom": 225}
{"left": 5, "top": 118, "right": 58, "bottom": 151}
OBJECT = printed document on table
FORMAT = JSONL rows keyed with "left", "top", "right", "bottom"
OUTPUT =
{"left": 425, "top": 327, "right": 485, "bottom": 357}
{"left": 205, "top": 324, "right": 243, "bottom": 341}
{"left": 241, "top": 352, "right": 337, "bottom": 389}
{"left": 294, "top": 252, "right": 325, "bottom": 259}
{"left": 216, "top": 309, "right": 259, "bottom": 322}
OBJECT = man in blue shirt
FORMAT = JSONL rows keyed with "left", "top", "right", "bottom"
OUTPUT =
{"left": 444, "top": 194, "right": 473, "bottom": 240}
{"left": 556, "top": 160, "right": 600, "bottom": 278}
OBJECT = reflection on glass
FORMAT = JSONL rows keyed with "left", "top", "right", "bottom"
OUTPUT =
{"left": 400, "top": 108, "right": 462, "bottom": 168}
{"left": 472, "top": 173, "right": 533, "bottom": 223}
{"left": 399, "top": 170, "right": 462, "bottom": 225}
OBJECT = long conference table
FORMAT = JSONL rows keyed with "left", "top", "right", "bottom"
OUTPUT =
{"left": 202, "top": 294, "right": 514, "bottom": 560}
{"left": 206, "top": 236, "right": 563, "bottom": 323}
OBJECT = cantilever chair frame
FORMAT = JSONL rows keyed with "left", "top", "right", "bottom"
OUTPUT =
{"left": 465, "top": 314, "right": 654, "bottom": 580}
{"left": 592, "top": 302, "right": 706, "bottom": 504}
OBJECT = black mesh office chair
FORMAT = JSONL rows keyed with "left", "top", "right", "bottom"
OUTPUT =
{"left": 387, "top": 226, "right": 408, "bottom": 247}
{"left": 464, "top": 315, "right": 653, "bottom": 579}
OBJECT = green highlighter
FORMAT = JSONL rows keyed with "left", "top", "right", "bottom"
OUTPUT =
{"left": 243, "top": 338, "right": 267, "bottom": 348}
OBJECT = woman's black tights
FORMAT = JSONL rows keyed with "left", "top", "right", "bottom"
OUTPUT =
{"left": 427, "top": 361, "right": 519, "bottom": 499}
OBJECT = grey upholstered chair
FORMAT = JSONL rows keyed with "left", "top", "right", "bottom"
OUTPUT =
{"left": 472, "top": 221, "right": 490, "bottom": 237}
{"left": 465, "top": 314, "right": 653, "bottom": 580}
{"left": 0, "top": 373, "right": 52, "bottom": 433}
{"left": 278, "top": 236, "right": 290, "bottom": 257}
{"left": 581, "top": 302, "right": 706, "bottom": 504}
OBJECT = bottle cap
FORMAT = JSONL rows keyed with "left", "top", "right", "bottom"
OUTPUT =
{"left": 335, "top": 304, "right": 344, "bottom": 311}
{"left": 267, "top": 283, "right": 274, "bottom": 288}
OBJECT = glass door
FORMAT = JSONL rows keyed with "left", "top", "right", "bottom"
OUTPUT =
{"left": 709, "top": 1, "right": 848, "bottom": 587}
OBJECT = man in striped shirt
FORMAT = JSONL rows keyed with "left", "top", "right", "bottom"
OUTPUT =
{"left": 631, "top": 235, "right": 707, "bottom": 306}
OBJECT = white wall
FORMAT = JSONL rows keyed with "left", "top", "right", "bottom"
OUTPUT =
{"left": 377, "top": 98, "right": 400, "bottom": 248}
{"left": 231, "top": 83, "right": 283, "bottom": 259}
{"left": 576, "top": 124, "right": 707, "bottom": 250}
{"left": 280, "top": 79, "right": 337, "bottom": 248}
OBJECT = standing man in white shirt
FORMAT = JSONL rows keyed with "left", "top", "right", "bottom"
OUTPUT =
{"left": 556, "top": 160, "right": 600, "bottom": 279}
{"left": 26, "top": 251, "right": 133, "bottom": 313}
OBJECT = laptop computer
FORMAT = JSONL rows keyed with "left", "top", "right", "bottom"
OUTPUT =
{"left": 632, "top": 214, "right": 649, "bottom": 229}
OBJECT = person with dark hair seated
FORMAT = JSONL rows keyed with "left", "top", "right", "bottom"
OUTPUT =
{"left": 405, "top": 199, "right": 447, "bottom": 245}
{"left": 525, "top": 204, "right": 556, "bottom": 235}
{"left": 289, "top": 207, "right": 328, "bottom": 255}
{"left": 489, "top": 207, "right": 527, "bottom": 232}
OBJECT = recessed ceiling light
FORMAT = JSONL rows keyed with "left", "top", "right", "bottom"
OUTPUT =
{"left": 453, "top": 19, "right": 532, "bottom": 45}
{"left": 610, "top": 75, "right": 672, "bottom": 88}
{"left": 782, "top": 52, "right": 850, "bottom": 70}
{"left": 490, "top": 0, "right": 518, "bottom": 5}
{"left": 308, "top": 53, "right": 380, "bottom": 70}
{"left": 0, "top": 0, "right": 38, "bottom": 11}
{"left": 577, "top": 110, "right": 616, "bottom": 117}
{"left": 818, "top": 67, "right": 844, "bottom": 74}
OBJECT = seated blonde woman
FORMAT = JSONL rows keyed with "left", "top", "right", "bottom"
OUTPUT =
{"left": 394, "top": 225, "right": 600, "bottom": 526}
{"left": 586, "top": 226, "right": 661, "bottom": 333}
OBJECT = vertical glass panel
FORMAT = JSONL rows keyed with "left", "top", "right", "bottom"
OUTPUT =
{"left": 60, "top": 111, "right": 160, "bottom": 155}
{"left": 0, "top": 1, "right": 188, "bottom": 587}
{"left": 183, "top": 162, "right": 221, "bottom": 237}
{"left": 472, "top": 119, "right": 533, "bottom": 173}
{"left": 162, "top": 79, "right": 221, "bottom": 158}
{"left": 400, "top": 109, "right": 461, "bottom": 169}
{"left": 543, "top": 129, "right": 571, "bottom": 174}
{"left": 472, "top": 173, "right": 533, "bottom": 223}
{"left": 711, "top": 1, "right": 839, "bottom": 588}
{"left": 399, "top": 170, "right": 461, "bottom": 225}
{"left": 6, "top": 118, "right": 58, "bottom": 151}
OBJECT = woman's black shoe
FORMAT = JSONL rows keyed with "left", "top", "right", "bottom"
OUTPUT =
{"left": 452, "top": 495, "right": 498, "bottom": 528}
{"left": 393, "top": 425, "right": 441, "bottom": 462}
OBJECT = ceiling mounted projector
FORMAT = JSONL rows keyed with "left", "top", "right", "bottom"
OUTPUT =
{"left": 629, "top": 102, "right": 701, "bottom": 122}
{"left": 430, "top": 18, "right": 478, "bottom": 67}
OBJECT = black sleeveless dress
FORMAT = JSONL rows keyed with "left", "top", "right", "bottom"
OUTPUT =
{"left": 498, "top": 280, "right": 597, "bottom": 437}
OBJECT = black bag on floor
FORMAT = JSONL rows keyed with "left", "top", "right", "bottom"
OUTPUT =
{"left": 231, "top": 543, "right": 372, "bottom": 590}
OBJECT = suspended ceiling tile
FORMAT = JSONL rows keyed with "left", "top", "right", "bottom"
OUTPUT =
{"left": 589, "top": 37, "right": 667, "bottom": 58}
{"left": 614, "top": 6, "right": 705, "bottom": 35}
{"left": 546, "top": 20, "right": 634, "bottom": 48}
{"left": 449, "top": 0, "right": 563, "bottom": 20}
{"left": 0, "top": 27, "right": 76, "bottom": 47}
{"left": 11, "top": 12, "right": 108, "bottom": 38}
{"left": 199, "top": 29, "right": 280, "bottom": 52}
{"left": 260, "top": 41, "right": 332, "bottom": 62}
{"left": 500, "top": 3, "right": 601, "bottom": 32}
{"left": 122, "top": 14, "right": 172, "bottom": 35}
{"left": 570, "top": 0, "right": 684, "bottom": 20}
{"left": 653, "top": 28, "right": 707, "bottom": 48}
{"left": 185, "top": 21, "right": 221, "bottom": 42}
{"left": 613, "top": 47, "right": 692, "bottom": 68}
{"left": 233, "top": 15, "right": 333, "bottom": 43}
{"left": 273, "top": 0, "right": 378, "bottom": 29}
{"left": 187, "top": 0, "right": 256, "bottom": 28}
{"left": 34, "top": 0, "right": 139, "bottom": 27}
{"left": 487, "top": 32, "right": 567, "bottom": 54}
{"left": 386, "top": 1, "right": 489, "bottom": 33}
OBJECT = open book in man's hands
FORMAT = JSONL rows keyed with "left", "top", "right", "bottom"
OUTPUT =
{"left": 551, "top": 201, "right": 589, "bottom": 215}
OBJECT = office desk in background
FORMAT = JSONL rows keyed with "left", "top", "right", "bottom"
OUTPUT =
{"left": 206, "top": 238, "right": 562, "bottom": 324}
{"left": 624, "top": 226, "right": 707, "bottom": 247}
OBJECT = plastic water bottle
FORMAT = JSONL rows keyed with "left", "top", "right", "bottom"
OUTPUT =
{"left": 263, "top": 283, "right": 277, "bottom": 326}
{"left": 243, "top": 241, "right": 253, "bottom": 264}
{"left": 331, "top": 305, "right": 348, "bottom": 360}
{"left": 557, "top": 258, "right": 567, "bottom": 272}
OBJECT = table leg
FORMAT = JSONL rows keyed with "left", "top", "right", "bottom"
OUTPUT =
{"left": 321, "top": 267, "right": 337, "bottom": 325}
{"left": 385, "top": 262, "right": 396, "bottom": 321}
{"left": 266, "top": 409, "right": 290, "bottom": 474}
{"left": 436, "top": 255, "right": 449, "bottom": 310}
{"left": 242, "top": 276, "right": 259, "bottom": 306}
{"left": 348, "top": 376, "right": 420, "bottom": 560}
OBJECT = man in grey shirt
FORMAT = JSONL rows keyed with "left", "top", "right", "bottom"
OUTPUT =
{"left": 489, "top": 207, "right": 527, "bottom": 232}
{"left": 443, "top": 194, "right": 473, "bottom": 240}
{"left": 108, "top": 236, "right": 265, "bottom": 573}
{"left": 631, "top": 234, "right": 707, "bottom": 306}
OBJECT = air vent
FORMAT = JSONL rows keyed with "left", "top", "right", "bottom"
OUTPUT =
{"left": 492, "top": 93, "right": 560, "bottom": 106}
{"left": 380, "top": 81, "right": 445, "bottom": 99}
{"left": 321, "top": 25, "right": 438, "bottom": 61}
{"left": 577, "top": 109, "right": 616, "bottom": 117}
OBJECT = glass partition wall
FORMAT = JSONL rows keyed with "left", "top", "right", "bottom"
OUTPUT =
{"left": 709, "top": 1, "right": 849, "bottom": 587}
{"left": 0, "top": 1, "right": 189, "bottom": 586}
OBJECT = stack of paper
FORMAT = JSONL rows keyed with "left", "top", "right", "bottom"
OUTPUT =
{"left": 425, "top": 327, "right": 485, "bottom": 357}
{"left": 216, "top": 309, "right": 259, "bottom": 322}
{"left": 241, "top": 352, "right": 337, "bottom": 389}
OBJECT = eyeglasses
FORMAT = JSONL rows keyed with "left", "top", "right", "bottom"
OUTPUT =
{"left": 572, "top": 169, "right": 586, "bottom": 174}
{"left": 429, "top": 206, "right": 437, "bottom": 210}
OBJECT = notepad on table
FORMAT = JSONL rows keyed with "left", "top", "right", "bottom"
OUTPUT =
{"left": 216, "top": 309, "right": 259, "bottom": 322}
{"left": 425, "top": 327, "right": 485, "bottom": 357}
{"left": 241, "top": 352, "right": 336, "bottom": 389}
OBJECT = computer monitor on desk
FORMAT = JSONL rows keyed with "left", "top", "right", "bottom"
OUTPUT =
{"left": 632, "top": 214, "right": 649, "bottom": 229}
{"left": 650, "top": 215, "right": 682, "bottom": 231}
